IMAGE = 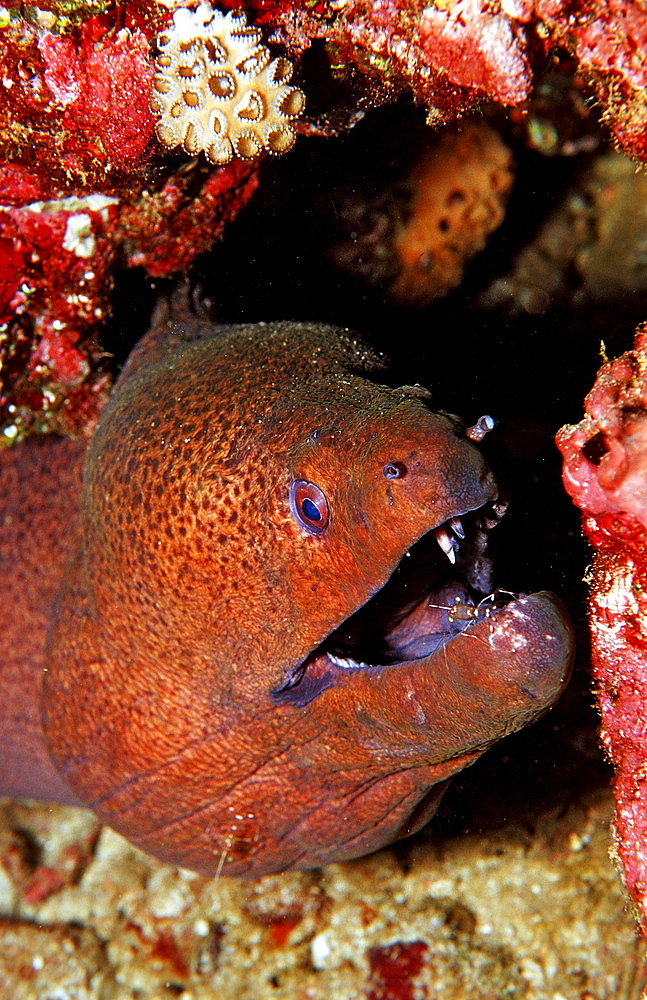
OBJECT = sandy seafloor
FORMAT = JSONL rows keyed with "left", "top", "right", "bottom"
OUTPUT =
{"left": 0, "top": 787, "right": 644, "bottom": 1000}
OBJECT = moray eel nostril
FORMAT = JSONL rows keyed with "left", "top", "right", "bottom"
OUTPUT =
{"left": 0, "top": 312, "right": 574, "bottom": 876}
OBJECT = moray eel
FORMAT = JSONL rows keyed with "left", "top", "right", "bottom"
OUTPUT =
{"left": 0, "top": 313, "right": 574, "bottom": 876}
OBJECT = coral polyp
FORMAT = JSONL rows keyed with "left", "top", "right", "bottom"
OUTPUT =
{"left": 150, "top": 3, "right": 305, "bottom": 165}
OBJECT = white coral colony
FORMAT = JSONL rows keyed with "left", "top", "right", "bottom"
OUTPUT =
{"left": 150, "top": 2, "right": 305, "bottom": 164}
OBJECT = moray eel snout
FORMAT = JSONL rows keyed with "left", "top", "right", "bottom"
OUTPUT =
{"left": 2, "top": 317, "right": 573, "bottom": 877}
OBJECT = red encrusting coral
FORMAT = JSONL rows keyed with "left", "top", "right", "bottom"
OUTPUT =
{"left": 318, "top": 0, "right": 533, "bottom": 121}
{"left": 535, "top": 0, "right": 647, "bottom": 161}
{"left": 0, "top": 6, "right": 270, "bottom": 441}
{"left": 416, "top": 0, "right": 532, "bottom": 105}
{"left": 112, "top": 160, "right": 259, "bottom": 277}
{"left": 0, "top": 7, "right": 263, "bottom": 441}
{"left": 38, "top": 22, "right": 156, "bottom": 173}
{"left": 557, "top": 327, "right": 647, "bottom": 935}
{"left": 368, "top": 940, "right": 429, "bottom": 1000}
{"left": 339, "top": 0, "right": 647, "bottom": 159}
{"left": 0, "top": 193, "right": 118, "bottom": 440}
{"left": 0, "top": 16, "right": 157, "bottom": 193}
{"left": 0, "top": 159, "right": 260, "bottom": 441}
{"left": 2, "top": 0, "right": 647, "bottom": 442}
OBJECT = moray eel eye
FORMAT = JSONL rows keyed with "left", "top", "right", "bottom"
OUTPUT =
{"left": 290, "top": 481, "right": 329, "bottom": 534}
{"left": 382, "top": 461, "right": 407, "bottom": 480}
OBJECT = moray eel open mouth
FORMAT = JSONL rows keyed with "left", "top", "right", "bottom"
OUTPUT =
{"left": 274, "top": 495, "right": 559, "bottom": 707}
{"left": 24, "top": 321, "right": 574, "bottom": 878}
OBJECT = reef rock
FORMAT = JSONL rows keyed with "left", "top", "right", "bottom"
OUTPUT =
{"left": 268, "top": 0, "right": 647, "bottom": 161}
{"left": 557, "top": 326, "right": 647, "bottom": 934}
{"left": 0, "top": 789, "right": 642, "bottom": 999}
{"left": 0, "top": 5, "right": 265, "bottom": 443}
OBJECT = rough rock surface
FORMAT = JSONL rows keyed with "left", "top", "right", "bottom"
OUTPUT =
{"left": 0, "top": 791, "right": 643, "bottom": 999}
{"left": 558, "top": 326, "right": 647, "bottom": 938}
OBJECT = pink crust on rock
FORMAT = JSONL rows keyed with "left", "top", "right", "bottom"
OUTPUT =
{"left": 0, "top": 17, "right": 156, "bottom": 189}
{"left": 556, "top": 326, "right": 647, "bottom": 933}
{"left": 0, "top": 161, "right": 259, "bottom": 441}
{"left": 417, "top": 0, "right": 531, "bottom": 105}
{"left": 0, "top": 196, "right": 117, "bottom": 440}
{"left": 38, "top": 23, "right": 156, "bottom": 170}
{"left": 335, "top": 0, "right": 532, "bottom": 115}
{"left": 113, "top": 160, "right": 259, "bottom": 277}
{"left": 535, "top": 0, "right": 647, "bottom": 161}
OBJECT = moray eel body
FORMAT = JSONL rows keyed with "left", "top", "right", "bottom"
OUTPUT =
{"left": 0, "top": 315, "right": 574, "bottom": 876}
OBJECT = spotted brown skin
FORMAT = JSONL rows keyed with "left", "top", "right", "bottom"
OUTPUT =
{"left": 0, "top": 317, "right": 574, "bottom": 876}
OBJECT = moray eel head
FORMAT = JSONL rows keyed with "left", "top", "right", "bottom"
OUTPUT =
{"left": 44, "top": 319, "right": 573, "bottom": 876}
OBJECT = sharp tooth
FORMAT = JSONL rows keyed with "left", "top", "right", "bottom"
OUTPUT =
{"left": 434, "top": 525, "right": 456, "bottom": 564}
{"left": 449, "top": 516, "right": 465, "bottom": 539}
{"left": 328, "top": 653, "right": 370, "bottom": 670}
